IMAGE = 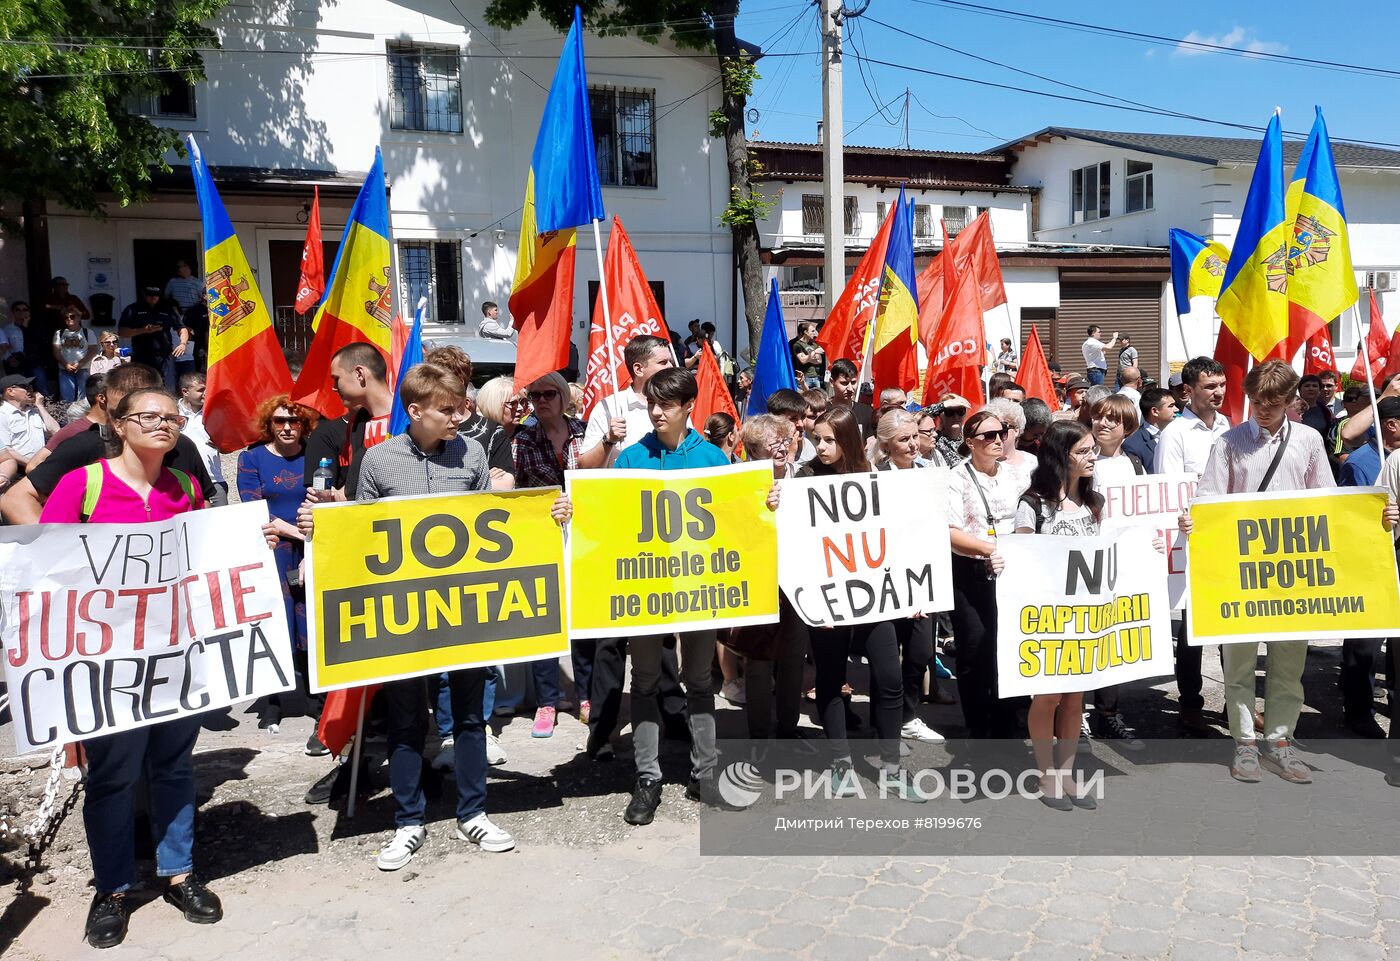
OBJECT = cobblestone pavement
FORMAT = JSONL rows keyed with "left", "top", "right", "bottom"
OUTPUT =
{"left": 3, "top": 642, "right": 1399, "bottom": 960}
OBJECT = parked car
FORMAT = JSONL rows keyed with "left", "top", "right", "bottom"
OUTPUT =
{"left": 422, "top": 331, "right": 518, "bottom": 387}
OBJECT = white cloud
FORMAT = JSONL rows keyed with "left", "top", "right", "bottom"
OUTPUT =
{"left": 1175, "top": 26, "right": 1288, "bottom": 59}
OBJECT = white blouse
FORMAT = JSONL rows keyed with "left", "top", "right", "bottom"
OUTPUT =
{"left": 947, "top": 460, "right": 1027, "bottom": 549}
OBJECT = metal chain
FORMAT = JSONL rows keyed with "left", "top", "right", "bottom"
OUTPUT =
{"left": 0, "top": 748, "right": 72, "bottom": 843}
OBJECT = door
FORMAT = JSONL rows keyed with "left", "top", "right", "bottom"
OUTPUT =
{"left": 132, "top": 239, "right": 199, "bottom": 298}
{"left": 267, "top": 237, "right": 339, "bottom": 364}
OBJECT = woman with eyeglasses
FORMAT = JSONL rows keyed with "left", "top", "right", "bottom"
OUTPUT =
{"left": 946, "top": 409, "right": 1025, "bottom": 738}
{"left": 512, "top": 372, "right": 600, "bottom": 736}
{"left": 39, "top": 387, "right": 274, "bottom": 947}
{"left": 90, "top": 334, "right": 127, "bottom": 377}
{"left": 238, "top": 395, "right": 319, "bottom": 736}
{"left": 1014, "top": 419, "right": 1104, "bottom": 809}
{"left": 983, "top": 398, "right": 1038, "bottom": 489}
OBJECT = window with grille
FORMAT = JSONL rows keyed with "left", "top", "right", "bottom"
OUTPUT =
{"left": 843, "top": 197, "right": 860, "bottom": 236}
{"left": 802, "top": 195, "right": 823, "bottom": 236}
{"left": 398, "top": 241, "right": 464, "bottom": 324}
{"left": 388, "top": 43, "right": 462, "bottom": 134}
{"left": 589, "top": 87, "right": 656, "bottom": 187}
{"left": 131, "top": 72, "right": 197, "bottom": 119}
{"left": 1125, "top": 159, "right": 1154, "bottom": 213}
{"left": 1071, "top": 161, "right": 1112, "bottom": 223}
{"left": 876, "top": 201, "right": 888, "bottom": 224}
{"left": 913, "top": 204, "right": 934, "bottom": 238}
{"left": 942, "top": 205, "right": 971, "bottom": 238}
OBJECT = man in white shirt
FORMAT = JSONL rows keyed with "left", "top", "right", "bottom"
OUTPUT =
{"left": 0, "top": 374, "right": 59, "bottom": 489}
{"left": 477, "top": 301, "right": 514, "bottom": 341}
{"left": 1116, "top": 366, "right": 1143, "bottom": 407}
{"left": 1154, "top": 356, "right": 1230, "bottom": 736}
{"left": 582, "top": 334, "right": 676, "bottom": 467}
{"left": 1081, "top": 325, "right": 1119, "bottom": 386}
{"left": 177, "top": 372, "right": 228, "bottom": 506}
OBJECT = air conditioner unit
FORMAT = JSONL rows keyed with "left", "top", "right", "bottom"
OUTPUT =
{"left": 1368, "top": 270, "right": 1396, "bottom": 292}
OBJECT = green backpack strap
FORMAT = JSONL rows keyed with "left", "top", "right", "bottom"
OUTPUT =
{"left": 166, "top": 468, "right": 200, "bottom": 512}
{"left": 79, "top": 462, "right": 103, "bottom": 523}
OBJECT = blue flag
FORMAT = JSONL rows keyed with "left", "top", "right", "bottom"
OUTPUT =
{"left": 388, "top": 295, "right": 427, "bottom": 436}
{"left": 530, "top": 7, "right": 605, "bottom": 233}
{"left": 746, "top": 278, "right": 798, "bottom": 416}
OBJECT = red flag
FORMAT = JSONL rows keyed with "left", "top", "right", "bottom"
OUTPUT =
{"left": 921, "top": 257, "right": 986, "bottom": 406}
{"left": 1214, "top": 323, "right": 1252, "bottom": 426}
{"left": 692, "top": 341, "right": 739, "bottom": 431}
{"left": 510, "top": 230, "right": 577, "bottom": 392}
{"left": 818, "top": 206, "right": 894, "bottom": 363}
{"left": 1302, "top": 325, "right": 1338, "bottom": 376}
{"left": 294, "top": 186, "right": 325, "bottom": 314}
{"left": 914, "top": 251, "right": 946, "bottom": 347}
{"left": 944, "top": 212, "right": 1006, "bottom": 311}
{"left": 1018, "top": 325, "right": 1058, "bottom": 409}
{"left": 1351, "top": 289, "right": 1390, "bottom": 384}
{"left": 1383, "top": 329, "right": 1400, "bottom": 382}
{"left": 316, "top": 686, "right": 380, "bottom": 758}
{"left": 580, "top": 218, "right": 668, "bottom": 418}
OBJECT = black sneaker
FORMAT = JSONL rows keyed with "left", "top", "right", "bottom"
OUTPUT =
{"left": 1092, "top": 711, "right": 1146, "bottom": 751}
{"left": 685, "top": 775, "right": 740, "bottom": 810}
{"left": 305, "top": 732, "right": 330, "bottom": 757}
{"left": 163, "top": 876, "right": 223, "bottom": 924}
{"left": 623, "top": 776, "right": 663, "bottom": 825}
{"left": 85, "top": 892, "right": 129, "bottom": 949}
{"left": 304, "top": 764, "right": 341, "bottom": 805}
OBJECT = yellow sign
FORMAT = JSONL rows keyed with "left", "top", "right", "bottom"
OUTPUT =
{"left": 1187, "top": 487, "right": 1400, "bottom": 645}
{"left": 306, "top": 488, "right": 567, "bottom": 691}
{"left": 566, "top": 462, "right": 780, "bottom": 638}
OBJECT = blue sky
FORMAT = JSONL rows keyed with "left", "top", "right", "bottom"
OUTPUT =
{"left": 733, "top": 0, "right": 1400, "bottom": 152}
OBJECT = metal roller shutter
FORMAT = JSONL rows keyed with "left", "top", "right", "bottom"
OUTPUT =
{"left": 1054, "top": 282, "right": 1163, "bottom": 383}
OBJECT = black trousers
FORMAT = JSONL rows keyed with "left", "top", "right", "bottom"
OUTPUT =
{"left": 855, "top": 616, "right": 934, "bottom": 765}
{"left": 587, "top": 636, "right": 686, "bottom": 752}
{"left": 1341, "top": 638, "right": 1387, "bottom": 723}
{"left": 1174, "top": 615, "right": 1204, "bottom": 713}
{"left": 811, "top": 626, "right": 855, "bottom": 760}
{"left": 951, "top": 555, "right": 1017, "bottom": 738}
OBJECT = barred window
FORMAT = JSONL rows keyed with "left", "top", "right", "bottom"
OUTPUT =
{"left": 803, "top": 195, "right": 859, "bottom": 236}
{"left": 388, "top": 43, "right": 462, "bottom": 134}
{"left": 398, "top": 240, "right": 464, "bottom": 324}
{"left": 913, "top": 204, "right": 934, "bottom": 239}
{"left": 590, "top": 87, "right": 656, "bottom": 187}
{"left": 942, "top": 205, "right": 971, "bottom": 237}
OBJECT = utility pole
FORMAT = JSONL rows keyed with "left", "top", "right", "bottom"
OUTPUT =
{"left": 820, "top": 0, "right": 844, "bottom": 315}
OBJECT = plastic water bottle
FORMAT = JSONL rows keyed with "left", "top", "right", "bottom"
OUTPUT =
{"left": 311, "top": 457, "right": 334, "bottom": 492}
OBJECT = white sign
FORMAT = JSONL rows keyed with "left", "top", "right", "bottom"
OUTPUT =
{"left": 996, "top": 528, "right": 1173, "bottom": 698}
{"left": 776, "top": 469, "right": 954, "bottom": 627}
{"left": 1, "top": 501, "right": 293, "bottom": 754}
{"left": 1098, "top": 472, "right": 1197, "bottom": 608}
{"left": 87, "top": 254, "right": 114, "bottom": 292}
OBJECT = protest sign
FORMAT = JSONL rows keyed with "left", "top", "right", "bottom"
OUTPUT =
{"left": 1186, "top": 487, "right": 1400, "bottom": 645}
{"left": 996, "top": 528, "right": 1172, "bottom": 698}
{"left": 1, "top": 501, "right": 293, "bottom": 755}
{"left": 567, "top": 461, "right": 778, "bottom": 638}
{"left": 776, "top": 470, "right": 953, "bottom": 626}
{"left": 1098, "top": 472, "right": 1197, "bottom": 608}
{"left": 307, "top": 488, "right": 566, "bottom": 692}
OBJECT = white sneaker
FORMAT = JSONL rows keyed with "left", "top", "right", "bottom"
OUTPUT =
{"left": 486, "top": 733, "right": 507, "bottom": 766}
{"left": 431, "top": 737, "right": 455, "bottom": 771}
{"left": 720, "top": 679, "right": 747, "bottom": 705}
{"left": 376, "top": 825, "right": 426, "bottom": 871}
{"left": 457, "top": 813, "right": 515, "bottom": 853}
{"left": 900, "top": 718, "right": 945, "bottom": 742}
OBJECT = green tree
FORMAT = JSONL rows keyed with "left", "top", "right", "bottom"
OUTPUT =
{"left": 0, "top": 0, "right": 224, "bottom": 218}
{"left": 483, "top": 0, "right": 773, "bottom": 351}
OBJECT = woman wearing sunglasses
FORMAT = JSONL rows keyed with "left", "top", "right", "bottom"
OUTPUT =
{"left": 512, "top": 371, "right": 598, "bottom": 737}
{"left": 39, "top": 387, "right": 268, "bottom": 947}
{"left": 238, "top": 395, "right": 319, "bottom": 737}
{"left": 90, "top": 334, "right": 127, "bottom": 376}
{"left": 1014, "top": 419, "right": 1103, "bottom": 810}
{"left": 946, "top": 409, "right": 1025, "bottom": 738}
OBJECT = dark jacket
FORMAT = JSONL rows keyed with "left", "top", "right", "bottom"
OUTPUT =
{"left": 1121, "top": 425, "right": 1159, "bottom": 474}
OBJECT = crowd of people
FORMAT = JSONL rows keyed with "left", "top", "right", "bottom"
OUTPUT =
{"left": 4, "top": 293, "right": 1400, "bottom": 948}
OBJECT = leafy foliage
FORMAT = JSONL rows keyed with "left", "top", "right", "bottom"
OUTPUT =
{"left": 0, "top": 0, "right": 224, "bottom": 216}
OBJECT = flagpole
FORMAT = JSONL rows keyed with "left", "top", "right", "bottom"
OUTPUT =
{"left": 1349, "top": 301, "right": 1386, "bottom": 467}
{"left": 590, "top": 219, "right": 623, "bottom": 422}
{"left": 346, "top": 691, "right": 367, "bottom": 818}
{"left": 1173, "top": 301, "right": 1192, "bottom": 362}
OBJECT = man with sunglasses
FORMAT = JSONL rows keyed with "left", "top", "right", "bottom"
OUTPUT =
{"left": 928, "top": 393, "right": 970, "bottom": 468}
{"left": 1, "top": 363, "right": 213, "bottom": 524}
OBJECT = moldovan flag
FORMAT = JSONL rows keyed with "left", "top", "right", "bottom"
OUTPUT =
{"left": 293, "top": 149, "right": 394, "bottom": 418}
{"left": 1283, "top": 107, "right": 1359, "bottom": 360}
{"left": 921, "top": 240, "right": 986, "bottom": 407}
{"left": 1018, "top": 325, "right": 1058, "bottom": 409}
{"left": 943, "top": 211, "right": 1006, "bottom": 311}
{"left": 818, "top": 201, "right": 894, "bottom": 363}
{"left": 1169, "top": 228, "right": 1229, "bottom": 314}
{"left": 1216, "top": 114, "right": 1291, "bottom": 361}
{"left": 693, "top": 340, "right": 739, "bottom": 434}
{"left": 294, "top": 186, "right": 325, "bottom": 314}
{"left": 1214, "top": 323, "right": 1252, "bottom": 427}
{"left": 187, "top": 136, "right": 294, "bottom": 452}
{"left": 510, "top": 8, "right": 605, "bottom": 391}
{"left": 1352, "top": 289, "right": 1390, "bottom": 384}
{"left": 580, "top": 218, "right": 665, "bottom": 418}
{"left": 870, "top": 190, "right": 919, "bottom": 396}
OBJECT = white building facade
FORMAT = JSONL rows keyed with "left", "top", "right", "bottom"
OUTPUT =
{"left": 23, "top": 0, "right": 736, "bottom": 363}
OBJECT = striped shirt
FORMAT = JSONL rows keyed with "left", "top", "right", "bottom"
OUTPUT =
{"left": 1197, "top": 419, "right": 1334, "bottom": 498}
{"left": 355, "top": 432, "right": 489, "bottom": 501}
{"left": 164, "top": 275, "right": 205, "bottom": 311}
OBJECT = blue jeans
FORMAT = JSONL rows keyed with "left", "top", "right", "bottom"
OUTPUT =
{"left": 386, "top": 669, "right": 489, "bottom": 825}
{"left": 82, "top": 715, "right": 202, "bottom": 893}
{"left": 1087, "top": 367, "right": 1106, "bottom": 386}
{"left": 58, "top": 368, "right": 88, "bottom": 403}
{"left": 435, "top": 667, "right": 498, "bottom": 738}
{"left": 530, "top": 641, "right": 596, "bottom": 709}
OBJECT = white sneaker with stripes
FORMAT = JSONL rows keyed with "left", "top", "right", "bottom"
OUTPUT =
{"left": 376, "top": 825, "right": 426, "bottom": 871}
{"left": 456, "top": 813, "right": 515, "bottom": 853}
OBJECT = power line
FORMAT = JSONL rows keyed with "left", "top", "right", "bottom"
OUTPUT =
{"left": 908, "top": 93, "right": 1002, "bottom": 141}
{"left": 847, "top": 91, "right": 906, "bottom": 138}
{"left": 908, "top": 0, "right": 1400, "bottom": 81}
